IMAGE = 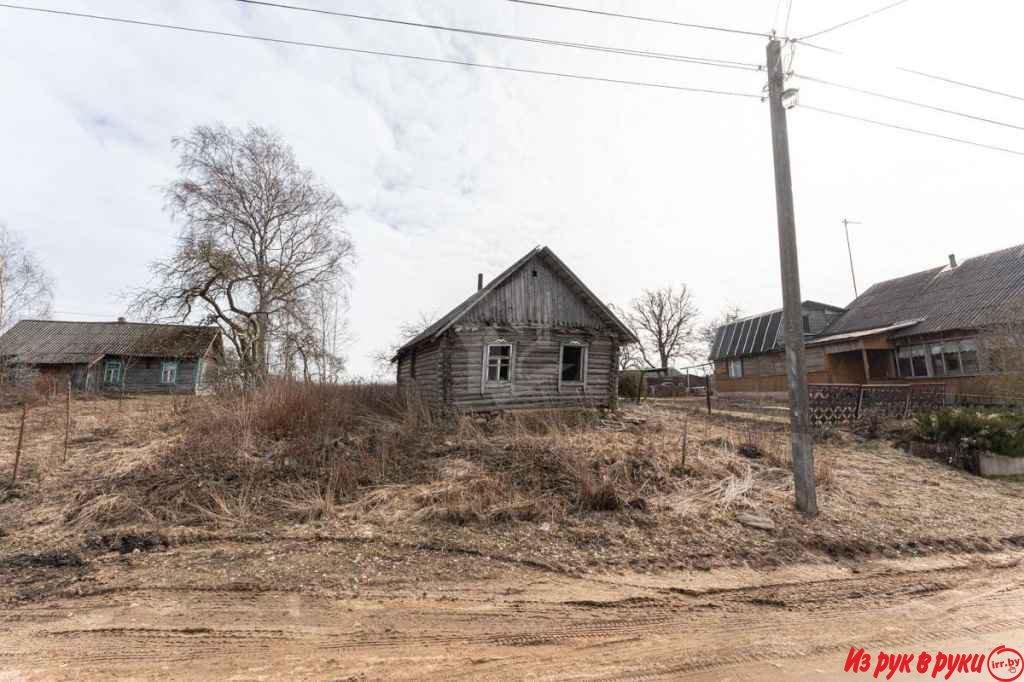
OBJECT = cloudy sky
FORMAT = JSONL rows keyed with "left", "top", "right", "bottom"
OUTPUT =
{"left": 2, "top": 0, "right": 1022, "bottom": 376}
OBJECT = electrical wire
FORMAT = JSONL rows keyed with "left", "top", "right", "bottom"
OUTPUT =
{"left": 799, "top": 0, "right": 913, "bottom": 40}
{"left": 796, "top": 39, "right": 1024, "bottom": 104}
{"left": 506, "top": 0, "right": 771, "bottom": 39}
{"left": 0, "top": 3, "right": 763, "bottom": 99}
{"left": 800, "top": 104, "right": 1024, "bottom": 157}
{"left": 236, "top": 0, "right": 763, "bottom": 72}
{"left": 795, "top": 72, "right": 1024, "bottom": 132}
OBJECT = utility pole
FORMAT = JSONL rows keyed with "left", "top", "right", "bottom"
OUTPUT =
{"left": 842, "top": 218, "right": 862, "bottom": 298}
{"left": 766, "top": 38, "right": 818, "bottom": 516}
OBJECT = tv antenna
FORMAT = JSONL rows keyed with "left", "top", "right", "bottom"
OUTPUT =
{"left": 842, "top": 218, "right": 862, "bottom": 297}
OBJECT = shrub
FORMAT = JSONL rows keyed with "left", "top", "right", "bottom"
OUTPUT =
{"left": 618, "top": 371, "right": 646, "bottom": 401}
{"left": 914, "top": 409, "right": 1024, "bottom": 457}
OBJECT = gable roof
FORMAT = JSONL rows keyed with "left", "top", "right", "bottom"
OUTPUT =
{"left": 710, "top": 309, "right": 784, "bottom": 361}
{"left": 824, "top": 243, "right": 1024, "bottom": 338}
{"left": 393, "top": 246, "right": 637, "bottom": 359}
{"left": 0, "top": 320, "right": 221, "bottom": 365}
{"left": 709, "top": 300, "right": 845, "bottom": 361}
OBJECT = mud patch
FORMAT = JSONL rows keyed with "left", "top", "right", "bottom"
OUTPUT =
{"left": 85, "top": 531, "right": 167, "bottom": 555}
{"left": 0, "top": 551, "right": 85, "bottom": 569}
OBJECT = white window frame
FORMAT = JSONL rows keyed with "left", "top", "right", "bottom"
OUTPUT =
{"left": 558, "top": 342, "right": 588, "bottom": 393}
{"left": 103, "top": 359, "right": 122, "bottom": 385}
{"left": 728, "top": 359, "right": 743, "bottom": 378}
{"left": 160, "top": 360, "right": 178, "bottom": 385}
{"left": 481, "top": 342, "right": 513, "bottom": 392}
{"left": 896, "top": 338, "right": 980, "bottom": 378}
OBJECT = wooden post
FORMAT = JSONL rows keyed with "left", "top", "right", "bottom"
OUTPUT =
{"left": 705, "top": 374, "right": 712, "bottom": 415}
{"left": 860, "top": 347, "right": 871, "bottom": 384}
{"left": 63, "top": 377, "right": 72, "bottom": 463}
{"left": 680, "top": 415, "right": 689, "bottom": 470}
{"left": 767, "top": 38, "right": 818, "bottom": 516}
{"left": 11, "top": 401, "right": 27, "bottom": 483}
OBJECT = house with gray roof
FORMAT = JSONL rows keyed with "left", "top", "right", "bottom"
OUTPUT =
{"left": 710, "top": 243, "right": 1024, "bottom": 396}
{"left": 392, "top": 246, "right": 638, "bottom": 411}
{"left": 0, "top": 318, "right": 223, "bottom": 394}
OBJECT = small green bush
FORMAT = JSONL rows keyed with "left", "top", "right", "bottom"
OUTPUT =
{"left": 914, "top": 409, "right": 1024, "bottom": 457}
{"left": 618, "top": 371, "right": 646, "bottom": 401}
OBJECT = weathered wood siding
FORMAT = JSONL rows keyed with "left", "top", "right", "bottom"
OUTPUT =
{"left": 714, "top": 348, "right": 828, "bottom": 393}
{"left": 446, "top": 328, "right": 616, "bottom": 411}
{"left": 91, "top": 355, "right": 215, "bottom": 394}
{"left": 396, "top": 339, "right": 444, "bottom": 405}
{"left": 461, "top": 255, "right": 606, "bottom": 329}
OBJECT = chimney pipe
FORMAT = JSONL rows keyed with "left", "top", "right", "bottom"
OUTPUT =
{"left": 948, "top": 253, "right": 957, "bottom": 269}
{"left": 477, "top": 273, "right": 483, "bottom": 291}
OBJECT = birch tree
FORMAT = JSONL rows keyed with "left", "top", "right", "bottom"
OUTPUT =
{"left": 0, "top": 225, "right": 53, "bottom": 332}
{"left": 130, "top": 125, "right": 355, "bottom": 384}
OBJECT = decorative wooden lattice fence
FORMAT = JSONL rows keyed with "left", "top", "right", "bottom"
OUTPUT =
{"left": 808, "top": 383, "right": 948, "bottom": 426}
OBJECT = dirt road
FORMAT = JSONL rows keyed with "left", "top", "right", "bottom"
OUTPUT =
{"left": 2, "top": 540, "right": 1023, "bottom": 680}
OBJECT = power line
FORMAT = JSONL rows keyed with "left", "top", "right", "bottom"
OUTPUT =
{"left": 795, "top": 72, "right": 1024, "bottom": 133}
{"left": 796, "top": 39, "right": 1024, "bottom": 104}
{"left": 237, "top": 0, "right": 763, "bottom": 72}
{"left": 799, "top": 0, "right": 913, "bottom": 41}
{"left": 507, "top": 0, "right": 771, "bottom": 39}
{"left": 0, "top": 3, "right": 763, "bottom": 99}
{"left": 800, "top": 104, "right": 1024, "bottom": 158}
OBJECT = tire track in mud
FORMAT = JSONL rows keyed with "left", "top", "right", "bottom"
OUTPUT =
{"left": 6, "top": 557, "right": 1024, "bottom": 678}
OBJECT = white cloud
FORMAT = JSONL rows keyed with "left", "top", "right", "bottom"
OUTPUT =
{"left": 2, "top": 0, "right": 1022, "bottom": 375}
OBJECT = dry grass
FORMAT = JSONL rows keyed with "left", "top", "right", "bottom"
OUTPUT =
{"left": 3, "top": 385, "right": 1024, "bottom": 573}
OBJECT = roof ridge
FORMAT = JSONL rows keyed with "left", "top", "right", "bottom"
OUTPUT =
{"left": 17, "top": 319, "right": 217, "bottom": 329}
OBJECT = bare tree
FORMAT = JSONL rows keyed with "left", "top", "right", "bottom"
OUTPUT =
{"left": 621, "top": 286, "right": 700, "bottom": 370}
{"left": 0, "top": 225, "right": 53, "bottom": 332}
{"left": 372, "top": 311, "right": 437, "bottom": 379}
{"left": 699, "top": 304, "right": 744, "bottom": 360}
{"left": 130, "top": 125, "right": 355, "bottom": 384}
{"left": 274, "top": 287, "right": 350, "bottom": 384}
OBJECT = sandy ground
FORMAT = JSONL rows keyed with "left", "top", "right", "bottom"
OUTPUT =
{"left": 2, "top": 541, "right": 1023, "bottom": 680}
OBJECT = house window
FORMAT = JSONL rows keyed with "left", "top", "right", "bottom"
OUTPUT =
{"left": 161, "top": 361, "right": 178, "bottom": 385}
{"left": 728, "top": 359, "right": 743, "bottom": 378}
{"left": 485, "top": 344, "right": 512, "bottom": 382}
{"left": 960, "top": 339, "right": 979, "bottom": 374}
{"left": 910, "top": 346, "right": 928, "bottom": 377}
{"left": 897, "top": 338, "right": 980, "bottom": 378}
{"left": 410, "top": 350, "right": 417, "bottom": 379}
{"left": 929, "top": 344, "right": 946, "bottom": 376}
{"left": 560, "top": 345, "right": 585, "bottom": 382}
{"left": 802, "top": 314, "right": 811, "bottom": 334}
{"left": 103, "top": 360, "right": 122, "bottom": 384}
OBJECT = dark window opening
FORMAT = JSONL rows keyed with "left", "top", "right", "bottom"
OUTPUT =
{"left": 410, "top": 350, "right": 417, "bottom": 378}
{"left": 802, "top": 314, "right": 811, "bottom": 334}
{"left": 486, "top": 344, "right": 511, "bottom": 382}
{"left": 561, "top": 345, "right": 584, "bottom": 382}
{"left": 531, "top": 269, "right": 538, "bottom": 277}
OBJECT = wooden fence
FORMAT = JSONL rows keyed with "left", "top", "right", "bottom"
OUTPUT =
{"left": 808, "top": 383, "right": 946, "bottom": 426}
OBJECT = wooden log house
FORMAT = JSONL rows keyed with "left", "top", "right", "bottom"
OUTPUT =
{"left": 392, "top": 246, "right": 638, "bottom": 411}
